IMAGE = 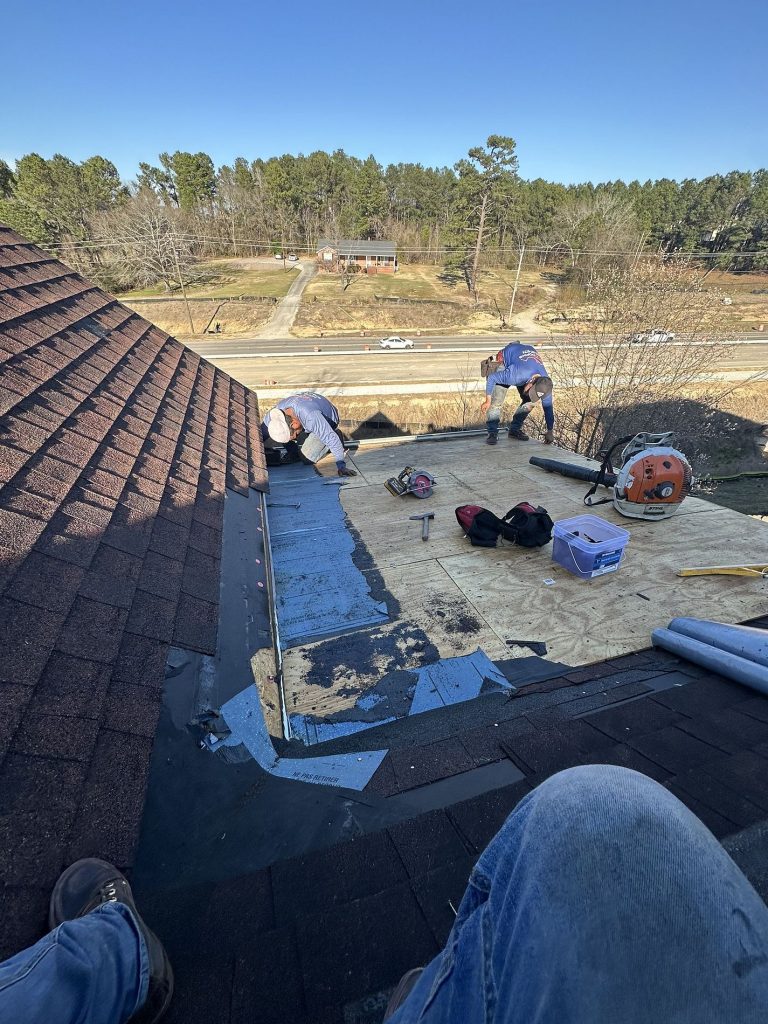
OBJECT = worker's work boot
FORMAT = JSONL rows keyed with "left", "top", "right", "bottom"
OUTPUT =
{"left": 49, "top": 858, "right": 174, "bottom": 1023}
{"left": 485, "top": 433, "right": 498, "bottom": 445}
{"left": 508, "top": 427, "right": 529, "bottom": 441}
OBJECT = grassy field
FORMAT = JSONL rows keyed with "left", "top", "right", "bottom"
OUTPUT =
{"left": 700, "top": 270, "right": 768, "bottom": 330}
{"left": 119, "top": 298, "right": 275, "bottom": 338}
{"left": 532, "top": 267, "right": 768, "bottom": 334}
{"left": 304, "top": 263, "right": 540, "bottom": 304}
{"left": 117, "top": 258, "right": 298, "bottom": 301}
{"left": 295, "top": 264, "right": 547, "bottom": 336}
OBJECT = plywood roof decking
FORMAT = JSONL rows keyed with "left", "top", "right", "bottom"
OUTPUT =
{"left": 283, "top": 435, "right": 768, "bottom": 720}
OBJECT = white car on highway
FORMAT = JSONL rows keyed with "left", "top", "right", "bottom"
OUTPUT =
{"left": 379, "top": 335, "right": 415, "bottom": 350}
{"left": 630, "top": 327, "right": 676, "bottom": 344}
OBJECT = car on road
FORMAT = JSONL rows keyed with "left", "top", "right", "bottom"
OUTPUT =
{"left": 629, "top": 327, "right": 676, "bottom": 344}
{"left": 380, "top": 335, "right": 415, "bottom": 350}
{"left": 288, "top": 253, "right": 298, "bottom": 262}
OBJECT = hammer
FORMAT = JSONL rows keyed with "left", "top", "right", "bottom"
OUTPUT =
{"left": 410, "top": 511, "right": 435, "bottom": 541}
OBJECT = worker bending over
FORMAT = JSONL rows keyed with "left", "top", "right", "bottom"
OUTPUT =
{"left": 481, "top": 342, "right": 554, "bottom": 446}
{"left": 261, "top": 392, "right": 357, "bottom": 476}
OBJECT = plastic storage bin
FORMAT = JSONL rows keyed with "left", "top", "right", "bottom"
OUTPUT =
{"left": 552, "top": 514, "right": 630, "bottom": 580}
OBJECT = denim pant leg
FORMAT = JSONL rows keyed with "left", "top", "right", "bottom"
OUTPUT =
{"left": 0, "top": 902, "right": 148, "bottom": 1024}
{"left": 299, "top": 431, "right": 330, "bottom": 464}
{"left": 509, "top": 399, "right": 534, "bottom": 430}
{"left": 390, "top": 765, "right": 768, "bottom": 1024}
{"left": 486, "top": 386, "right": 508, "bottom": 436}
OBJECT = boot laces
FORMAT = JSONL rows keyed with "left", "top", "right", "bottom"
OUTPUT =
{"left": 100, "top": 880, "right": 122, "bottom": 903}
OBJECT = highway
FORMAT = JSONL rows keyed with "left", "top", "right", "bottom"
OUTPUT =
{"left": 183, "top": 333, "right": 768, "bottom": 398}
{"left": 189, "top": 331, "right": 761, "bottom": 359}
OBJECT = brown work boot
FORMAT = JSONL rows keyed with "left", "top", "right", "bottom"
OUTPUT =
{"left": 49, "top": 858, "right": 174, "bottom": 1024}
{"left": 508, "top": 427, "right": 529, "bottom": 441}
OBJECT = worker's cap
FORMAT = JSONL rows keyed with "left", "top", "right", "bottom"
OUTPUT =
{"left": 266, "top": 409, "right": 291, "bottom": 443}
{"left": 527, "top": 376, "right": 553, "bottom": 403}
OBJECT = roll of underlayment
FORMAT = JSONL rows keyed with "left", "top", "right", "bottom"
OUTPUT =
{"left": 651, "top": 627, "right": 768, "bottom": 696}
{"left": 665, "top": 618, "right": 768, "bottom": 668}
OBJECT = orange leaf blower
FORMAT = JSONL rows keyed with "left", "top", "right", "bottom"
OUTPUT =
{"left": 530, "top": 432, "right": 693, "bottom": 521}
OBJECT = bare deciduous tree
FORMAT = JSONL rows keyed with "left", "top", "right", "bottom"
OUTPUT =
{"left": 548, "top": 259, "right": 736, "bottom": 455}
{"left": 96, "top": 196, "right": 200, "bottom": 331}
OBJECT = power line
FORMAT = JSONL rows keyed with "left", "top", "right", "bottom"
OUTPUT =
{"left": 39, "top": 235, "right": 754, "bottom": 261}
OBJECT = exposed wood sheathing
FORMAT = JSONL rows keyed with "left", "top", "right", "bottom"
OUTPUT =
{"left": 283, "top": 435, "right": 768, "bottom": 719}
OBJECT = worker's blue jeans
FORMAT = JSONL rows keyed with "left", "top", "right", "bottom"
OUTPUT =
{"left": 298, "top": 418, "right": 344, "bottom": 464}
{"left": 486, "top": 384, "right": 531, "bottom": 436}
{"left": 3, "top": 767, "right": 768, "bottom": 1024}
{"left": 391, "top": 765, "right": 768, "bottom": 1023}
{"left": 0, "top": 902, "right": 147, "bottom": 1024}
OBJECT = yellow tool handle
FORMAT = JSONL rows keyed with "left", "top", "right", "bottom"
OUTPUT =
{"left": 677, "top": 565, "right": 768, "bottom": 578}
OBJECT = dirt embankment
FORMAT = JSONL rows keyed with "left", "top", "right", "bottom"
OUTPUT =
{"left": 293, "top": 288, "right": 545, "bottom": 337}
{"left": 122, "top": 298, "right": 274, "bottom": 338}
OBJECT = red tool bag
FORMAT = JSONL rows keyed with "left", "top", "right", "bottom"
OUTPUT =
{"left": 455, "top": 502, "right": 553, "bottom": 549}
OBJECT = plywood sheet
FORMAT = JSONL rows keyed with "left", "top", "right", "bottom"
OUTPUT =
{"left": 283, "top": 435, "right": 768, "bottom": 712}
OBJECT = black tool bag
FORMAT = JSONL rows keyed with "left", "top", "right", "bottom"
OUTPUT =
{"left": 456, "top": 502, "right": 553, "bottom": 548}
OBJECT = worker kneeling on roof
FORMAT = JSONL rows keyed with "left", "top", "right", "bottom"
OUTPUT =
{"left": 481, "top": 342, "right": 555, "bottom": 446}
{"left": 261, "top": 392, "right": 357, "bottom": 477}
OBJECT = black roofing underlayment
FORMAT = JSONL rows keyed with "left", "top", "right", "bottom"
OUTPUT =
{"left": 3, "top": 223, "right": 768, "bottom": 1024}
{"left": 134, "top": 619, "right": 768, "bottom": 1024}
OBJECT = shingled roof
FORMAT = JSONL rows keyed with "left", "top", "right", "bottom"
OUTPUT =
{"left": 0, "top": 224, "right": 268, "bottom": 956}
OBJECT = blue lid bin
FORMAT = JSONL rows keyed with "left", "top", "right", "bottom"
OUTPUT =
{"left": 552, "top": 514, "right": 630, "bottom": 580}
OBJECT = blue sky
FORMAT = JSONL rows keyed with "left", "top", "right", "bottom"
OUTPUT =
{"left": 3, "top": 0, "right": 766, "bottom": 185}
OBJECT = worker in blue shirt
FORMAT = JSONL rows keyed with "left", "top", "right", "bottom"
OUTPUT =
{"left": 261, "top": 392, "right": 357, "bottom": 476}
{"left": 481, "top": 342, "right": 555, "bottom": 446}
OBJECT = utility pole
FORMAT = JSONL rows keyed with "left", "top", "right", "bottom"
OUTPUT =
{"left": 171, "top": 235, "right": 195, "bottom": 334}
{"left": 507, "top": 243, "right": 525, "bottom": 324}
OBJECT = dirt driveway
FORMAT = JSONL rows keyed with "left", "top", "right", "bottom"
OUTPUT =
{"left": 257, "top": 261, "right": 317, "bottom": 338}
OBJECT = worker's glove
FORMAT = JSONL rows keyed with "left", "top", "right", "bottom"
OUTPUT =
{"left": 338, "top": 466, "right": 358, "bottom": 477}
{"left": 544, "top": 430, "right": 554, "bottom": 445}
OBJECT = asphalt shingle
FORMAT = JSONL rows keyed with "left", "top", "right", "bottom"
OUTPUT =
{"left": 0, "top": 223, "right": 267, "bottom": 957}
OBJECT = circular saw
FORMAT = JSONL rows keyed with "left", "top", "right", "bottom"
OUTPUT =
{"left": 384, "top": 466, "right": 436, "bottom": 499}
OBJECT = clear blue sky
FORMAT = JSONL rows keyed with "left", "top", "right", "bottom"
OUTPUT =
{"left": 3, "top": 0, "right": 766, "bottom": 185}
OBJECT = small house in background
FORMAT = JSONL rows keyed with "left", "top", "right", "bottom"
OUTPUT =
{"left": 317, "top": 239, "right": 397, "bottom": 274}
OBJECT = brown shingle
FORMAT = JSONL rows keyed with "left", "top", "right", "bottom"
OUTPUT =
{"left": 0, "top": 224, "right": 269, "bottom": 957}
{"left": 125, "top": 589, "right": 178, "bottom": 643}
{"left": 0, "top": 507, "right": 47, "bottom": 552}
{"left": 5, "top": 551, "right": 84, "bottom": 613}
{"left": 65, "top": 730, "right": 153, "bottom": 869}
{"left": 173, "top": 593, "right": 219, "bottom": 654}
{"left": 56, "top": 596, "right": 129, "bottom": 663}
{"left": 34, "top": 651, "right": 111, "bottom": 719}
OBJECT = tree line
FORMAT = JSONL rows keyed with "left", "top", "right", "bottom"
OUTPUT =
{"left": 0, "top": 140, "right": 766, "bottom": 295}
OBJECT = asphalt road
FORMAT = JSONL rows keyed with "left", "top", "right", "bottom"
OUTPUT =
{"left": 188, "top": 331, "right": 762, "bottom": 359}
{"left": 183, "top": 335, "right": 768, "bottom": 396}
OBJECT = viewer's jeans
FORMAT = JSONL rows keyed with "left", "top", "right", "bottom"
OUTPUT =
{"left": 486, "top": 384, "right": 531, "bottom": 436}
{"left": 0, "top": 902, "right": 147, "bottom": 1024}
{"left": 3, "top": 767, "right": 768, "bottom": 1024}
{"left": 391, "top": 766, "right": 768, "bottom": 1023}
